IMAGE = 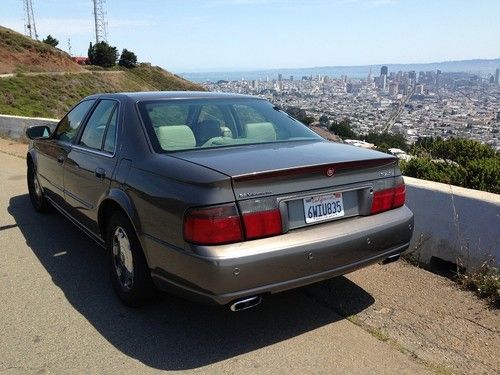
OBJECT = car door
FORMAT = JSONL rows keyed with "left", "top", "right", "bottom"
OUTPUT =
{"left": 63, "top": 99, "right": 119, "bottom": 235}
{"left": 36, "top": 99, "right": 96, "bottom": 207}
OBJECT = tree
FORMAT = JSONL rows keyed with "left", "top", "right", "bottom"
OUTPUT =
{"left": 42, "top": 35, "right": 58, "bottom": 47}
{"left": 87, "top": 42, "right": 95, "bottom": 64}
{"left": 88, "top": 41, "right": 118, "bottom": 68}
{"left": 329, "top": 119, "right": 358, "bottom": 139}
{"left": 364, "top": 132, "right": 409, "bottom": 151}
{"left": 118, "top": 49, "right": 138, "bottom": 68}
{"left": 286, "top": 106, "right": 314, "bottom": 125}
{"left": 319, "top": 115, "right": 330, "bottom": 127}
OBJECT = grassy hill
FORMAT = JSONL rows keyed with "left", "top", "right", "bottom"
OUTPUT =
{"left": 0, "top": 26, "right": 203, "bottom": 118}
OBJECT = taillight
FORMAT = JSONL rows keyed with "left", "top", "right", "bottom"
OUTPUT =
{"left": 183, "top": 198, "right": 284, "bottom": 245}
{"left": 393, "top": 184, "right": 406, "bottom": 208}
{"left": 371, "top": 183, "right": 406, "bottom": 214}
{"left": 242, "top": 209, "right": 282, "bottom": 240}
{"left": 239, "top": 197, "right": 283, "bottom": 240}
{"left": 183, "top": 204, "right": 243, "bottom": 245}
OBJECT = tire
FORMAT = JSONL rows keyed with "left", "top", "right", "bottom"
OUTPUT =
{"left": 27, "top": 161, "right": 52, "bottom": 213}
{"left": 106, "top": 211, "right": 156, "bottom": 307}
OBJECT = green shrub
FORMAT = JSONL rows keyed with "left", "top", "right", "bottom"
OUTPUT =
{"left": 400, "top": 157, "right": 466, "bottom": 186}
{"left": 404, "top": 137, "right": 500, "bottom": 194}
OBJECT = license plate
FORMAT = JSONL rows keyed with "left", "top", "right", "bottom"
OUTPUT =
{"left": 303, "top": 192, "right": 344, "bottom": 223}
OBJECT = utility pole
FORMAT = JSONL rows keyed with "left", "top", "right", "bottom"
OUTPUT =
{"left": 23, "top": 0, "right": 38, "bottom": 40}
{"left": 92, "top": 0, "right": 108, "bottom": 44}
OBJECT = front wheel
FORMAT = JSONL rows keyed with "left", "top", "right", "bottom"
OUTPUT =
{"left": 106, "top": 211, "right": 156, "bottom": 307}
{"left": 27, "top": 161, "right": 51, "bottom": 213}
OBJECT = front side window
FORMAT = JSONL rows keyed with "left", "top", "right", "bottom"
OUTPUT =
{"left": 137, "top": 99, "right": 321, "bottom": 152}
{"left": 54, "top": 100, "right": 95, "bottom": 142}
{"left": 79, "top": 100, "right": 118, "bottom": 151}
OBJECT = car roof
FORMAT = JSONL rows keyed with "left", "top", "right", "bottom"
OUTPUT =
{"left": 85, "top": 91, "right": 261, "bottom": 102}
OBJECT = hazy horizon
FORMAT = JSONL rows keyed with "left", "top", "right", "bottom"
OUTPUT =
{"left": 180, "top": 57, "right": 500, "bottom": 82}
{"left": 177, "top": 57, "right": 500, "bottom": 74}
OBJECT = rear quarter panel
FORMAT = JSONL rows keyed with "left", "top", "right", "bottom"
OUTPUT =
{"left": 124, "top": 155, "right": 235, "bottom": 260}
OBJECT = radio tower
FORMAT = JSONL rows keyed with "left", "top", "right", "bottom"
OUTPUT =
{"left": 92, "top": 0, "right": 108, "bottom": 44}
{"left": 23, "top": 0, "right": 38, "bottom": 40}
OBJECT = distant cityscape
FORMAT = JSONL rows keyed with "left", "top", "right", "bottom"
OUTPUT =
{"left": 203, "top": 65, "right": 500, "bottom": 151}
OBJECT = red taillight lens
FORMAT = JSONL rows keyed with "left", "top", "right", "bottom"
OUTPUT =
{"left": 371, "top": 183, "right": 406, "bottom": 214}
{"left": 242, "top": 209, "right": 282, "bottom": 240}
{"left": 393, "top": 184, "right": 406, "bottom": 208}
{"left": 183, "top": 204, "right": 243, "bottom": 245}
{"left": 371, "top": 189, "right": 394, "bottom": 214}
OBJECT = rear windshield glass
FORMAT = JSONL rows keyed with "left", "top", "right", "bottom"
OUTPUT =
{"left": 137, "top": 98, "right": 321, "bottom": 152}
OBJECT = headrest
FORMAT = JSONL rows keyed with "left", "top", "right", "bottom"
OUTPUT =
{"left": 194, "top": 120, "right": 221, "bottom": 145}
{"left": 244, "top": 122, "right": 276, "bottom": 141}
{"left": 156, "top": 125, "right": 196, "bottom": 150}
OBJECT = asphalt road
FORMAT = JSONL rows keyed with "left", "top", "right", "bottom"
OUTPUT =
{"left": 0, "top": 151, "right": 431, "bottom": 374}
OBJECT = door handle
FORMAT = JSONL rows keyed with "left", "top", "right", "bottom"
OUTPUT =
{"left": 57, "top": 155, "right": 65, "bottom": 164}
{"left": 94, "top": 168, "right": 106, "bottom": 179}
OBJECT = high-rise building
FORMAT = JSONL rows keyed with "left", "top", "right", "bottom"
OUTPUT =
{"left": 388, "top": 83, "right": 398, "bottom": 96}
{"left": 495, "top": 68, "right": 499, "bottom": 85}
{"left": 380, "top": 66, "right": 388, "bottom": 76}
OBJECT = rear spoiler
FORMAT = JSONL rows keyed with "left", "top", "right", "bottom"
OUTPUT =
{"left": 233, "top": 157, "right": 397, "bottom": 182}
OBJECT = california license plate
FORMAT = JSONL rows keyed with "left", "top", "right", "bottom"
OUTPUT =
{"left": 303, "top": 192, "right": 344, "bottom": 224}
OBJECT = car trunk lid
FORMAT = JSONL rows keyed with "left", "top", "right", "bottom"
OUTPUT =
{"left": 172, "top": 140, "right": 397, "bottom": 197}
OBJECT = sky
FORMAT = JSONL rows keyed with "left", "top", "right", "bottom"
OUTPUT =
{"left": 1, "top": 0, "right": 499, "bottom": 73}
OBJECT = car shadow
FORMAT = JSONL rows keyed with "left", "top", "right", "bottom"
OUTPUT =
{"left": 8, "top": 194, "right": 375, "bottom": 371}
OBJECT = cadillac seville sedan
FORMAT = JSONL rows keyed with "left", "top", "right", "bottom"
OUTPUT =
{"left": 26, "top": 92, "right": 414, "bottom": 311}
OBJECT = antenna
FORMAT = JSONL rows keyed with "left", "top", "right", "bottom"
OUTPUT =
{"left": 92, "top": 0, "right": 108, "bottom": 44}
{"left": 23, "top": 0, "right": 38, "bottom": 40}
{"left": 67, "top": 38, "right": 72, "bottom": 56}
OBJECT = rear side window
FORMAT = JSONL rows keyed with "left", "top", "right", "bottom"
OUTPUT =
{"left": 103, "top": 107, "right": 118, "bottom": 153}
{"left": 54, "top": 100, "right": 95, "bottom": 142}
{"left": 79, "top": 100, "right": 118, "bottom": 151}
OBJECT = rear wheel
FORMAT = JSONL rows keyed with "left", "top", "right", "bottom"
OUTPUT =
{"left": 27, "top": 161, "right": 51, "bottom": 213}
{"left": 106, "top": 211, "right": 156, "bottom": 307}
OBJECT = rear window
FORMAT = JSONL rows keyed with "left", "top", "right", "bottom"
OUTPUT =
{"left": 137, "top": 98, "right": 321, "bottom": 152}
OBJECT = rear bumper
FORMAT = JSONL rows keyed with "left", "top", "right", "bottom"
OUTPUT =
{"left": 146, "top": 205, "right": 414, "bottom": 305}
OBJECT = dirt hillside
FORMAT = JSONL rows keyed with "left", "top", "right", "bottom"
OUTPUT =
{"left": 0, "top": 26, "right": 83, "bottom": 74}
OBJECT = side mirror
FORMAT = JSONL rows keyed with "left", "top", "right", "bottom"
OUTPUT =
{"left": 26, "top": 125, "right": 51, "bottom": 140}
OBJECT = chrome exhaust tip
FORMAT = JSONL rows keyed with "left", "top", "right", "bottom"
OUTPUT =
{"left": 230, "top": 296, "right": 262, "bottom": 312}
{"left": 381, "top": 254, "right": 401, "bottom": 265}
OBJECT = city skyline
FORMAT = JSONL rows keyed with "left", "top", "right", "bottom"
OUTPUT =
{"left": 204, "top": 66, "right": 500, "bottom": 150}
{"left": 1, "top": 0, "right": 500, "bottom": 73}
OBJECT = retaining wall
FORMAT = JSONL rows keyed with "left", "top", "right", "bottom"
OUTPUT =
{"left": 405, "top": 177, "right": 499, "bottom": 270}
{"left": 0, "top": 114, "right": 58, "bottom": 142}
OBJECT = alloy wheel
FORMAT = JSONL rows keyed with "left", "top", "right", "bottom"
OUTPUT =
{"left": 112, "top": 226, "right": 134, "bottom": 291}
